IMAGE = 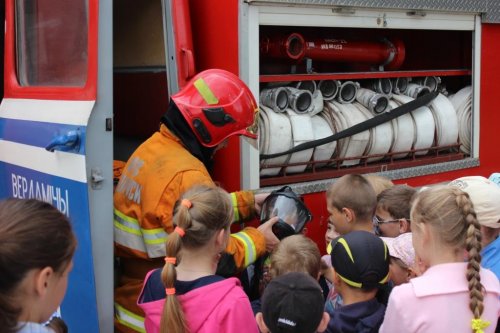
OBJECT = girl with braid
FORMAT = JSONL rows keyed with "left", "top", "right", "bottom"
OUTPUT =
{"left": 137, "top": 185, "right": 258, "bottom": 333}
{"left": 380, "top": 185, "right": 500, "bottom": 333}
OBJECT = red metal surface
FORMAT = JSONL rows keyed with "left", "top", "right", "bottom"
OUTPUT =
{"left": 189, "top": 0, "right": 242, "bottom": 192}
{"left": 260, "top": 69, "right": 471, "bottom": 82}
{"left": 171, "top": 0, "right": 196, "bottom": 90}
{"left": 4, "top": 0, "right": 98, "bottom": 100}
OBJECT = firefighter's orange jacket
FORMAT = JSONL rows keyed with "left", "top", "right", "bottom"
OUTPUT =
{"left": 113, "top": 124, "right": 265, "bottom": 332}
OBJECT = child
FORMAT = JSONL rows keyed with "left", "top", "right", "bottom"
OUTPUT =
{"left": 381, "top": 233, "right": 419, "bottom": 285}
{"left": 326, "top": 230, "right": 390, "bottom": 333}
{"left": 375, "top": 185, "right": 416, "bottom": 237}
{"left": 251, "top": 234, "right": 322, "bottom": 314}
{"left": 363, "top": 174, "right": 394, "bottom": 196}
{"left": 0, "top": 198, "right": 77, "bottom": 333}
{"left": 137, "top": 185, "right": 258, "bottom": 333}
{"left": 380, "top": 185, "right": 500, "bottom": 333}
{"left": 450, "top": 176, "right": 500, "bottom": 280}
{"left": 256, "top": 272, "right": 330, "bottom": 333}
{"left": 326, "top": 174, "right": 377, "bottom": 235}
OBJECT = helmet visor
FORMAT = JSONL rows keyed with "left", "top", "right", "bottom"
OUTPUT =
{"left": 260, "top": 194, "right": 311, "bottom": 234}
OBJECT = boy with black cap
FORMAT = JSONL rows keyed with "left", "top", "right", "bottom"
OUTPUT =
{"left": 326, "top": 230, "right": 390, "bottom": 333}
{"left": 256, "top": 272, "right": 330, "bottom": 333}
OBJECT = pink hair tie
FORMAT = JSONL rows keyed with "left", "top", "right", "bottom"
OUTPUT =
{"left": 181, "top": 199, "right": 192, "bottom": 209}
{"left": 164, "top": 257, "right": 176, "bottom": 265}
{"left": 174, "top": 226, "right": 186, "bottom": 237}
{"left": 166, "top": 288, "right": 176, "bottom": 295}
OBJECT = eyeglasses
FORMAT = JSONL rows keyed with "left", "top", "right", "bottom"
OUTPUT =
{"left": 373, "top": 215, "right": 405, "bottom": 225}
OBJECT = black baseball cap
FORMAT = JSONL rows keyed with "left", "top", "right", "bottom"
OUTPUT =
{"left": 261, "top": 272, "right": 324, "bottom": 333}
{"left": 330, "top": 230, "right": 389, "bottom": 289}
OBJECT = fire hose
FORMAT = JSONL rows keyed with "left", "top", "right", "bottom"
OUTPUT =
{"left": 260, "top": 91, "right": 438, "bottom": 159}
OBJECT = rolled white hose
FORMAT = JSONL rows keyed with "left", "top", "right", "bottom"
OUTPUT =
{"left": 356, "top": 88, "right": 389, "bottom": 114}
{"left": 309, "top": 89, "right": 325, "bottom": 116}
{"left": 259, "top": 106, "right": 292, "bottom": 177}
{"left": 450, "top": 86, "right": 472, "bottom": 154}
{"left": 353, "top": 102, "right": 393, "bottom": 162}
{"left": 392, "top": 94, "right": 435, "bottom": 156}
{"left": 310, "top": 115, "right": 336, "bottom": 168}
{"left": 336, "top": 81, "right": 359, "bottom": 104}
{"left": 260, "top": 87, "right": 289, "bottom": 113}
{"left": 285, "top": 87, "right": 313, "bottom": 113}
{"left": 327, "top": 101, "right": 369, "bottom": 166}
{"left": 428, "top": 93, "right": 459, "bottom": 147}
{"left": 285, "top": 109, "right": 315, "bottom": 174}
{"left": 388, "top": 100, "right": 415, "bottom": 159}
{"left": 318, "top": 80, "right": 341, "bottom": 101}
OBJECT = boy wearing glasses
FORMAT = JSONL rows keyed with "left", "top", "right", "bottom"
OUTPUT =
{"left": 374, "top": 185, "right": 416, "bottom": 237}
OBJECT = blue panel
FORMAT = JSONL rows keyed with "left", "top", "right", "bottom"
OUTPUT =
{"left": 0, "top": 162, "right": 99, "bottom": 333}
{"left": 0, "top": 118, "right": 86, "bottom": 154}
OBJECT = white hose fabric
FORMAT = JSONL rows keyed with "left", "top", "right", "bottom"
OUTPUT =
{"left": 285, "top": 109, "right": 315, "bottom": 173}
{"left": 388, "top": 100, "right": 415, "bottom": 159}
{"left": 428, "top": 93, "right": 459, "bottom": 147}
{"left": 449, "top": 86, "right": 472, "bottom": 154}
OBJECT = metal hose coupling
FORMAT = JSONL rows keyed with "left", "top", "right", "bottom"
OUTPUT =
{"left": 368, "top": 78, "right": 393, "bottom": 98}
{"left": 404, "top": 83, "right": 431, "bottom": 99}
{"left": 391, "top": 77, "right": 409, "bottom": 94}
{"left": 294, "top": 80, "right": 317, "bottom": 94}
{"left": 285, "top": 87, "right": 313, "bottom": 113}
{"left": 356, "top": 88, "right": 389, "bottom": 114}
{"left": 336, "top": 81, "right": 359, "bottom": 104}
{"left": 412, "top": 76, "right": 441, "bottom": 92}
{"left": 260, "top": 87, "right": 289, "bottom": 113}
{"left": 318, "top": 80, "right": 341, "bottom": 101}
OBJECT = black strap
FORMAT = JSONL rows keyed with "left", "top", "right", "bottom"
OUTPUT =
{"left": 260, "top": 91, "right": 439, "bottom": 159}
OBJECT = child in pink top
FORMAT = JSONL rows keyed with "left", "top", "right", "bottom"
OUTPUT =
{"left": 380, "top": 185, "right": 500, "bottom": 333}
{"left": 137, "top": 185, "right": 258, "bottom": 333}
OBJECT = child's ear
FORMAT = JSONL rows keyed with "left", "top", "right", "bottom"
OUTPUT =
{"left": 255, "top": 312, "right": 270, "bottom": 333}
{"left": 399, "top": 218, "right": 410, "bottom": 233}
{"left": 215, "top": 228, "right": 228, "bottom": 249}
{"left": 341, "top": 207, "right": 354, "bottom": 223}
{"left": 35, "top": 266, "right": 54, "bottom": 297}
{"left": 317, "top": 312, "right": 331, "bottom": 333}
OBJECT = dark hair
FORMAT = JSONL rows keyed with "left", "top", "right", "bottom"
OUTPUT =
{"left": 160, "top": 185, "right": 233, "bottom": 333}
{"left": 377, "top": 185, "right": 417, "bottom": 220}
{"left": 411, "top": 186, "right": 484, "bottom": 327}
{"left": 327, "top": 174, "right": 377, "bottom": 221}
{"left": 0, "top": 198, "right": 77, "bottom": 333}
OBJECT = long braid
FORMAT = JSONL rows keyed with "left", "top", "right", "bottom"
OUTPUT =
{"left": 160, "top": 200, "right": 192, "bottom": 333}
{"left": 453, "top": 188, "right": 486, "bottom": 332}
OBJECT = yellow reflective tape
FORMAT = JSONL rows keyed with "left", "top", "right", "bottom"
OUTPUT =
{"left": 338, "top": 238, "right": 355, "bottom": 263}
{"left": 115, "top": 303, "right": 146, "bottom": 333}
{"left": 326, "top": 242, "right": 332, "bottom": 255}
{"left": 142, "top": 227, "right": 165, "bottom": 235}
{"left": 194, "top": 78, "right": 219, "bottom": 105}
{"left": 337, "top": 273, "right": 362, "bottom": 289}
{"left": 114, "top": 220, "right": 142, "bottom": 236}
{"left": 144, "top": 238, "right": 167, "bottom": 245}
{"left": 231, "top": 232, "right": 257, "bottom": 267}
{"left": 230, "top": 193, "right": 240, "bottom": 222}
{"left": 114, "top": 208, "right": 139, "bottom": 225}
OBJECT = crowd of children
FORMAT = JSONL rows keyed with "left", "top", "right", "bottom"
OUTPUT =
{"left": 2, "top": 172, "right": 500, "bottom": 333}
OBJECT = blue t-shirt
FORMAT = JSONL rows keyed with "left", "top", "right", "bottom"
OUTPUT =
{"left": 482, "top": 236, "right": 500, "bottom": 280}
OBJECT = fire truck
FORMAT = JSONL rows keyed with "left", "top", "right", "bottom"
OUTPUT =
{"left": 0, "top": 0, "right": 498, "bottom": 332}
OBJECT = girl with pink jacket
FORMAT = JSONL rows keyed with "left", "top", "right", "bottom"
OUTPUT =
{"left": 380, "top": 185, "right": 500, "bottom": 333}
{"left": 137, "top": 185, "right": 258, "bottom": 333}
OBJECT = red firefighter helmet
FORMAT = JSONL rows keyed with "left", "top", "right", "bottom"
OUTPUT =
{"left": 171, "top": 69, "right": 259, "bottom": 147}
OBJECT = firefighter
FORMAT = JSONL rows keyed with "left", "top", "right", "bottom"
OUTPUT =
{"left": 113, "top": 69, "right": 278, "bottom": 333}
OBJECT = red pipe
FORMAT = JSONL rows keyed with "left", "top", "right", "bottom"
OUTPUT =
{"left": 260, "top": 33, "right": 405, "bottom": 70}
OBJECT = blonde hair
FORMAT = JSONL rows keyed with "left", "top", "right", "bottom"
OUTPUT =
{"left": 327, "top": 174, "right": 377, "bottom": 221}
{"left": 363, "top": 174, "right": 394, "bottom": 196}
{"left": 411, "top": 185, "right": 484, "bottom": 329}
{"left": 160, "top": 185, "right": 233, "bottom": 333}
{"left": 269, "top": 235, "right": 321, "bottom": 279}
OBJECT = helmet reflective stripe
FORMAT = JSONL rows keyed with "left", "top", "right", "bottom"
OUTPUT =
{"left": 114, "top": 209, "right": 168, "bottom": 258}
{"left": 194, "top": 78, "right": 219, "bottom": 105}
{"left": 115, "top": 303, "right": 145, "bottom": 333}
{"left": 231, "top": 231, "right": 257, "bottom": 267}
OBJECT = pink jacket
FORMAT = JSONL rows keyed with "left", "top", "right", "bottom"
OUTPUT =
{"left": 137, "top": 272, "right": 258, "bottom": 333}
{"left": 380, "top": 262, "right": 500, "bottom": 333}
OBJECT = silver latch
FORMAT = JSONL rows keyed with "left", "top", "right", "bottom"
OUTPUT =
{"left": 91, "top": 167, "right": 104, "bottom": 190}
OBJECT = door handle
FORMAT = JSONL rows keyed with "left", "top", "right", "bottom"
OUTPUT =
{"left": 45, "top": 130, "right": 80, "bottom": 152}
